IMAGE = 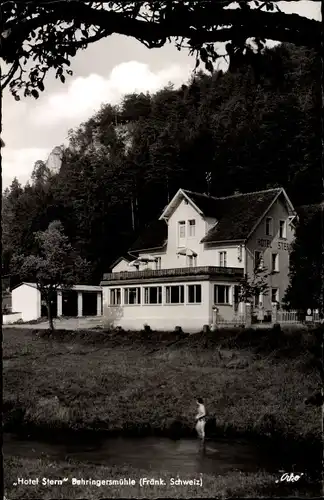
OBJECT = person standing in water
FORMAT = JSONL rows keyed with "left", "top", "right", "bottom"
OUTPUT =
{"left": 195, "top": 398, "right": 206, "bottom": 447}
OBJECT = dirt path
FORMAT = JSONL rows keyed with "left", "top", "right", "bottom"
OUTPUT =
{"left": 3, "top": 317, "right": 104, "bottom": 330}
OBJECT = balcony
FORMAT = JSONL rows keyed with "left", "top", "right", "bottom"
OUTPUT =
{"left": 101, "top": 266, "right": 244, "bottom": 284}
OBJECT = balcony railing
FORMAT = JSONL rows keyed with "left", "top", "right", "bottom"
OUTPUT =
{"left": 102, "top": 266, "right": 244, "bottom": 282}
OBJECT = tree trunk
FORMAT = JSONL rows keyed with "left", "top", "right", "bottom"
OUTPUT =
{"left": 166, "top": 173, "right": 170, "bottom": 203}
{"left": 46, "top": 297, "right": 54, "bottom": 331}
{"left": 131, "top": 197, "right": 135, "bottom": 231}
{"left": 320, "top": 203, "right": 324, "bottom": 319}
{"left": 135, "top": 195, "right": 138, "bottom": 228}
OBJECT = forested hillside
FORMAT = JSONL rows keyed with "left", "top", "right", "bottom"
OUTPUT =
{"left": 2, "top": 43, "right": 321, "bottom": 288}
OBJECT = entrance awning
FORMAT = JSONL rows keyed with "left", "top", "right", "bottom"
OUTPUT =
{"left": 176, "top": 248, "right": 197, "bottom": 257}
{"left": 128, "top": 260, "right": 140, "bottom": 268}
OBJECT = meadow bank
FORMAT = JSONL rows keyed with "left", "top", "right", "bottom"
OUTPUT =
{"left": 3, "top": 326, "right": 322, "bottom": 447}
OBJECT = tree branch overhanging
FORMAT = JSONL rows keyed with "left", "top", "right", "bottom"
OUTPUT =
{"left": 3, "top": 3, "right": 320, "bottom": 53}
{"left": 0, "top": 1, "right": 321, "bottom": 98}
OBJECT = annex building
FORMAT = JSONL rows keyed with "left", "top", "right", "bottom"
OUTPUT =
{"left": 10, "top": 283, "right": 102, "bottom": 323}
{"left": 100, "top": 187, "right": 296, "bottom": 332}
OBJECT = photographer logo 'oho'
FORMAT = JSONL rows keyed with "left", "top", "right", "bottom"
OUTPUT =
{"left": 275, "top": 472, "right": 304, "bottom": 484}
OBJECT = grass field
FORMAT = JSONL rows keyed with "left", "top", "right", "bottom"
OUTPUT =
{"left": 3, "top": 325, "right": 323, "bottom": 498}
{"left": 3, "top": 326, "right": 322, "bottom": 440}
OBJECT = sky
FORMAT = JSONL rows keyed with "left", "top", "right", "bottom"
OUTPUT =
{"left": 1, "top": 1, "right": 321, "bottom": 190}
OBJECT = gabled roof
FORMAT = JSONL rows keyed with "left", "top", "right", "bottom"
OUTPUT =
{"left": 159, "top": 189, "right": 204, "bottom": 220}
{"left": 179, "top": 187, "right": 292, "bottom": 243}
{"left": 109, "top": 255, "right": 133, "bottom": 270}
{"left": 127, "top": 187, "right": 295, "bottom": 251}
{"left": 200, "top": 188, "right": 292, "bottom": 243}
{"left": 16, "top": 282, "right": 38, "bottom": 290}
{"left": 129, "top": 219, "right": 168, "bottom": 253}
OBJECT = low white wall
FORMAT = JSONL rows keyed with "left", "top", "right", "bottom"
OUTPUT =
{"left": 105, "top": 305, "right": 209, "bottom": 333}
{"left": 2, "top": 312, "right": 22, "bottom": 324}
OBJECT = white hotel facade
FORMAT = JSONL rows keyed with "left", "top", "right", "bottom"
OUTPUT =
{"left": 100, "top": 188, "right": 296, "bottom": 332}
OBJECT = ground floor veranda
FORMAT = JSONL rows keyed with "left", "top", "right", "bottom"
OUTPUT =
{"left": 101, "top": 266, "right": 253, "bottom": 332}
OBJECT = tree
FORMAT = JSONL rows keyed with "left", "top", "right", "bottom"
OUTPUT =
{"left": 283, "top": 204, "right": 323, "bottom": 314}
{"left": 31, "top": 160, "right": 51, "bottom": 186}
{"left": 1, "top": 1, "right": 321, "bottom": 99}
{"left": 12, "top": 221, "right": 90, "bottom": 330}
{"left": 2, "top": 178, "right": 25, "bottom": 281}
{"left": 238, "top": 267, "right": 271, "bottom": 310}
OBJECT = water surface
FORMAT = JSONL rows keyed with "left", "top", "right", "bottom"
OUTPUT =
{"left": 4, "top": 433, "right": 295, "bottom": 476}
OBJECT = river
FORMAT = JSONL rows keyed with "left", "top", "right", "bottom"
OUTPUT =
{"left": 3, "top": 432, "right": 314, "bottom": 477}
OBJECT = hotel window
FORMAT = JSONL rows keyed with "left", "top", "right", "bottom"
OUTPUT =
{"left": 214, "top": 285, "right": 230, "bottom": 304}
{"left": 144, "top": 286, "right": 162, "bottom": 304}
{"left": 178, "top": 221, "right": 186, "bottom": 239}
{"left": 265, "top": 217, "right": 273, "bottom": 236}
{"left": 188, "top": 219, "right": 196, "bottom": 237}
{"left": 124, "top": 287, "right": 141, "bottom": 305}
{"left": 254, "top": 251, "right": 263, "bottom": 270}
{"left": 187, "top": 255, "right": 197, "bottom": 267}
{"left": 219, "top": 251, "right": 227, "bottom": 267}
{"left": 279, "top": 220, "right": 286, "bottom": 239}
{"left": 187, "top": 284, "right": 202, "bottom": 304}
{"left": 110, "top": 288, "right": 121, "bottom": 305}
{"left": 155, "top": 257, "right": 162, "bottom": 270}
{"left": 165, "top": 285, "right": 184, "bottom": 304}
{"left": 271, "top": 253, "right": 279, "bottom": 272}
{"left": 271, "top": 288, "right": 279, "bottom": 303}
